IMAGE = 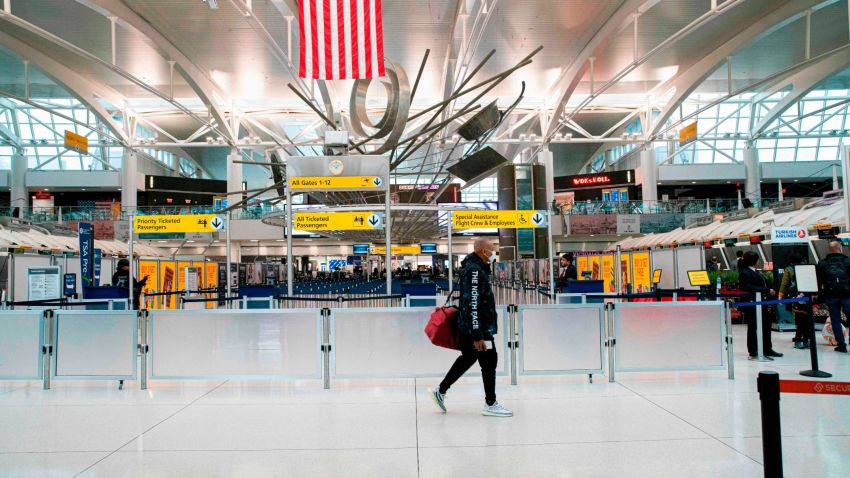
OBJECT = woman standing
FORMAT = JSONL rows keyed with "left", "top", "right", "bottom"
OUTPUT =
{"left": 778, "top": 253, "right": 810, "bottom": 349}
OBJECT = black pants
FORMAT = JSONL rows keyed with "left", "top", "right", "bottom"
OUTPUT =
{"left": 439, "top": 338, "right": 497, "bottom": 406}
{"left": 744, "top": 306, "right": 773, "bottom": 356}
{"left": 793, "top": 307, "right": 811, "bottom": 343}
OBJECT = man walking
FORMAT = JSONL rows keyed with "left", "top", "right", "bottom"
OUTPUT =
{"left": 817, "top": 240, "right": 850, "bottom": 353}
{"left": 429, "top": 238, "right": 512, "bottom": 417}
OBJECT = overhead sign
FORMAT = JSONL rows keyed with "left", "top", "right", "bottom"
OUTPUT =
{"left": 554, "top": 170, "right": 634, "bottom": 191}
{"left": 133, "top": 214, "right": 223, "bottom": 234}
{"left": 452, "top": 210, "right": 548, "bottom": 229}
{"left": 679, "top": 122, "right": 697, "bottom": 145}
{"left": 373, "top": 245, "right": 422, "bottom": 255}
{"left": 294, "top": 211, "right": 383, "bottom": 231}
{"left": 771, "top": 226, "right": 809, "bottom": 244}
{"left": 64, "top": 130, "right": 89, "bottom": 154}
{"left": 289, "top": 176, "right": 385, "bottom": 191}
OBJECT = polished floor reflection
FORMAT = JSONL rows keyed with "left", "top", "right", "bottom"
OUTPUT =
{"left": 0, "top": 325, "right": 847, "bottom": 477}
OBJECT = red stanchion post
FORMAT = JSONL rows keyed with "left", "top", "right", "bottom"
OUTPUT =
{"left": 757, "top": 371, "right": 782, "bottom": 478}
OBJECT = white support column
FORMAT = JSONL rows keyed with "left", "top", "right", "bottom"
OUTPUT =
{"left": 121, "top": 150, "right": 137, "bottom": 211}
{"left": 10, "top": 150, "right": 26, "bottom": 217}
{"left": 778, "top": 178, "right": 784, "bottom": 201}
{"left": 833, "top": 163, "right": 840, "bottom": 191}
{"left": 842, "top": 146, "right": 850, "bottom": 232}
{"left": 640, "top": 145, "right": 657, "bottom": 203}
{"left": 539, "top": 148, "right": 560, "bottom": 235}
{"left": 744, "top": 143, "right": 761, "bottom": 206}
{"left": 227, "top": 148, "right": 243, "bottom": 209}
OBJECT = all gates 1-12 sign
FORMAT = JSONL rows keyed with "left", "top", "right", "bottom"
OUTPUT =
{"left": 133, "top": 214, "right": 224, "bottom": 233}
{"left": 452, "top": 210, "right": 548, "bottom": 229}
{"left": 294, "top": 211, "right": 383, "bottom": 231}
{"left": 289, "top": 176, "right": 384, "bottom": 190}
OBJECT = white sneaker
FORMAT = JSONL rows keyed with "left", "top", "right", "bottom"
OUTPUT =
{"left": 428, "top": 388, "right": 446, "bottom": 413}
{"left": 482, "top": 401, "right": 513, "bottom": 417}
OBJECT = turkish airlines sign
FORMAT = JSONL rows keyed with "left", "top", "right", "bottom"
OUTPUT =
{"left": 771, "top": 226, "right": 809, "bottom": 244}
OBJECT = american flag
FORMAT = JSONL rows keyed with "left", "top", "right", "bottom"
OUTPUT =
{"left": 298, "top": 0, "right": 385, "bottom": 80}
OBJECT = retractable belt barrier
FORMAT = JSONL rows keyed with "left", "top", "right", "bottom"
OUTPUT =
{"left": 758, "top": 372, "right": 850, "bottom": 477}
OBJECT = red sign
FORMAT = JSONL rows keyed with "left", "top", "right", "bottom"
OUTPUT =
{"left": 780, "top": 380, "right": 850, "bottom": 396}
{"left": 573, "top": 175, "right": 611, "bottom": 187}
{"left": 34, "top": 191, "right": 51, "bottom": 200}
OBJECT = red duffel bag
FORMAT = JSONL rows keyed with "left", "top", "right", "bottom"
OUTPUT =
{"left": 425, "top": 306, "right": 461, "bottom": 350}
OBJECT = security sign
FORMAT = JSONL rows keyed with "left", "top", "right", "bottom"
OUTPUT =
{"left": 133, "top": 214, "right": 221, "bottom": 234}
{"left": 289, "top": 176, "right": 385, "bottom": 191}
{"left": 294, "top": 211, "right": 383, "bottom": 231}
{"left": 452, "top": 210, "right": 548, "bottom": 229}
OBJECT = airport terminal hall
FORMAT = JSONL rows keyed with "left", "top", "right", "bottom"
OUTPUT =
{"left": 9, "top": 0, "right": 850, "bottom": 477}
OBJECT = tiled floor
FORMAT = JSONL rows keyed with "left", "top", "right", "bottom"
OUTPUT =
{"left": 1, "top": 325, "right": 848, "bottom": 477}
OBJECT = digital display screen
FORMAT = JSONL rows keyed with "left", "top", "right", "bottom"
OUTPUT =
{"left": 420, "top": 243, "right": 437, "bottom": 254}
{"left": 353, "top": 244, "right": 369, "bottom": 255}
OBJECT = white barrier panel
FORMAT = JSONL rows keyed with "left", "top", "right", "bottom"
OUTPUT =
{"left": 53, "top": 310, "right": 137, "bottom": 380}
{"left": 652, "top": 249, "right": 676, "bottom": 290}
{"left": 675, "top": 246, "right": 704, "bottom": 291}
{"left": 0, "top": 311, "right": 44, "bottom": 379}
{"left": 518, "top": 304, "right": 604, "bottom": 375}
{"left": 149, "top": 310, "right": 321, "bottom": 379}
{"left": 614, "top": 301, "right": 725, "bottom": 372}
{"left": 331, "top": 306, "right": 509, "bottom": 378}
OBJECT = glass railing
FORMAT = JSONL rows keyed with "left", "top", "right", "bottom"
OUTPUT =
{"left": 560, "top": 198, "right": 779, "bottom": 215}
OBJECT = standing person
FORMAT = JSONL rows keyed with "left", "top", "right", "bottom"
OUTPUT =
{"left": 112, "top": 258, "right": 148, "bottom": 310}
{"left": 735, "top": 250, "right": 745, "bottom": 271}
{"left": 557, "top": 253, "right": 577, "bottom": 292}
{"left": 817, "top": 240, "right": 850, "bottom": 353}
{"left": 778, "top": 253, "right": 809, "bottom": 349}
{"left": 738, "top": 251, "right": 782, "bottom": 359}
{"left": 429, "top": 238, "right": 512, "bottom": 417}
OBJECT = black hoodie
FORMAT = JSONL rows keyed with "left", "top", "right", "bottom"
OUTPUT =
{"left": 456, "top": 252, "right": 498, "bottom": 341}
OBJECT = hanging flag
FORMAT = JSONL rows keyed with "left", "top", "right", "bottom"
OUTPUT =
{"left": 299, "top": 0, "right": 385, "bottom": 80}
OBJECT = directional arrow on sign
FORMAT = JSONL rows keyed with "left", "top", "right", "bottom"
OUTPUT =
{"left": 373, "top": 177, "right": 383, "bottom": 187}
{"left": 368, "top": 214, "right": 382, "bottom": 228}
{"left": 531, "top": 212, "right": 545, "bottom": 226}
{"left": 211, "top": 216, "right": 224, "bottom": 231}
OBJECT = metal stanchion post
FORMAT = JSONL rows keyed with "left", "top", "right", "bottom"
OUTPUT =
{"left": 801, "top": 295, "right": 832, "bottom": 378}
{"left": 607, "top": 302, "right": 616, "bottom": 383}
{"left": 757, "top": 371, "right": 783, "bottom": 477}
{"left": 140, "top": 310, "right": 148, "bottom": 390}
{"left": 322, "top": 308, "right": 331, "bottom": 390}
{"left": 725, "top": 300, "right": 735, "bottom": 380}
{"left": 755, "top": 292, "right": 769, "bottom": 362}
{"left": 509, "top": 304, "right": 518, "bottom": 386}
{"left": 42, "top": 310, "right": 52, "bottom": 390}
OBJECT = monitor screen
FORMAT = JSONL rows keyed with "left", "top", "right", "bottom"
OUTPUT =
{"left": 420, "top": 243, "right": 437, "bottom": 254}
{"left": 353, "top": 244, "right": 369, "bottom": 255}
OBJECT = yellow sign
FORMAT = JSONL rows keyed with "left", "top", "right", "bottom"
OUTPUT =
{"left": 678, "top": 122, "right": 697, "bottom": 145}
{"left": 652, "top": 269, "right": 662, "bottom": 284}
{"left": 814, "top": 223, "right": 833, "bottom": 230}
{"left": 632, "top": 251, "right": 651, "bottom": 293}
{"left": 133, "top": 214, "right": 223, "bottom": 233}
{"left": 294, "top": 211, "right": 383, "bottom": 231}
{"left": 289, "top": 176, "right": 384, "bottom": 190}
{"left": 452, "top": 210, "right": 547, "bottom": 229}
{"left": 687, "top": 270, "right": 711, "bottom": 287}
{"left": 373, "top": 245, "right": 422, "bottom": 255}
{"left": 601, "top": 254, "right": 615, "bottom": 292}
{"left": 64, "top": 130, "right": 89, "bottom": 154}
{"left": 577, "top": 256, "right": 589, "bottom": 281}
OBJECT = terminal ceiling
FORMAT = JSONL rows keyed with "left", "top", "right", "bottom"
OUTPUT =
{"left": 1, "top": 0, "right": 849, "bottom": 229}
